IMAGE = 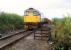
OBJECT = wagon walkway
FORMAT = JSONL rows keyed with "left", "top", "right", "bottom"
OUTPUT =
{"left": 3, "top": 33, "right": 50, "bottom": 50}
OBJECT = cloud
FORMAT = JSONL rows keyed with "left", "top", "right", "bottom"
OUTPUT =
{"left": 0, "top": 0, "right": 71, "bottom": 19}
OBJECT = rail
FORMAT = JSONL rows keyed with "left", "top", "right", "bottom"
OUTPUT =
{"left": 0, "top": 30, "right": 25, "bottom": 40}
{"left": 0, "top": 30, "right": 33, "bottom": 49}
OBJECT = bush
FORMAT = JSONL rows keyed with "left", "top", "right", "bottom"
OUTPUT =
{"left": 52, "top": 17, "right": 71, "bottom": 50}
{"left": 0, "top": 12, "right": 24, "bottom": 34}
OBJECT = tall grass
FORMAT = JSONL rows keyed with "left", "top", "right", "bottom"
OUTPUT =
{"left": 0, "top": 12, "right": 24, "bottom": 34}
{"left": 52, "top": 17, "right": 71, "bottom": 50}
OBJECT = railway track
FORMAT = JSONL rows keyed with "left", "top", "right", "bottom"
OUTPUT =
{"left": 2, "top": 31, "right": 51, "bottom": 50}
{"left": 0, "top": 30, "right": 33, "bottom": 49}
{"left": 0, "top": 30, "right": 25, "bottom": 40}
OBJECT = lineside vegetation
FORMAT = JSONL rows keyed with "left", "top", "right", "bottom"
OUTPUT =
{"left": 52, "top": 16, "right": 71, "bottom": 50}
{"left": 0, "top": 12, "right": 24, "bottom": 34}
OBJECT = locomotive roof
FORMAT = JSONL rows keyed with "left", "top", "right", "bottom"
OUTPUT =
{"left": 25, "top": 8, "right": 39, "bottom": 13}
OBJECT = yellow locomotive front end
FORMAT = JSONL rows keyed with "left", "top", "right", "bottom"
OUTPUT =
{"left": 23, "top": 8, "right": 41, "bottom": 30}
{"left": 24, "top": 16, "right": 40, "bottom": 23}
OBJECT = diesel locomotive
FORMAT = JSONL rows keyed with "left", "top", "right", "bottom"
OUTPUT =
{"left": 23, "top": 8, "right": 52, "bottom": 30}
{"left": 23, "top": 8, "right": 41, "bottom": 30}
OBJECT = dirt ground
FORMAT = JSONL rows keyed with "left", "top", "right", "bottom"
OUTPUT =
{"left": 2, "top": 33, "right": 50, "bottom": 50}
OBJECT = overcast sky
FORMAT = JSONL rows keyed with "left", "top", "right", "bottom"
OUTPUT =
{"left": 0, "top": 0, "right": 71, "bottom": 19}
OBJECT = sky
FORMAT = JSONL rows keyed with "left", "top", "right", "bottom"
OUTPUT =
{"left": 0, "top": 0, "right": 71, "bottom": 19}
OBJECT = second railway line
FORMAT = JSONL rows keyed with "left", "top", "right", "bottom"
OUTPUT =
{"left": 0, "top": 30, "right": 33, "bottom": 49}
